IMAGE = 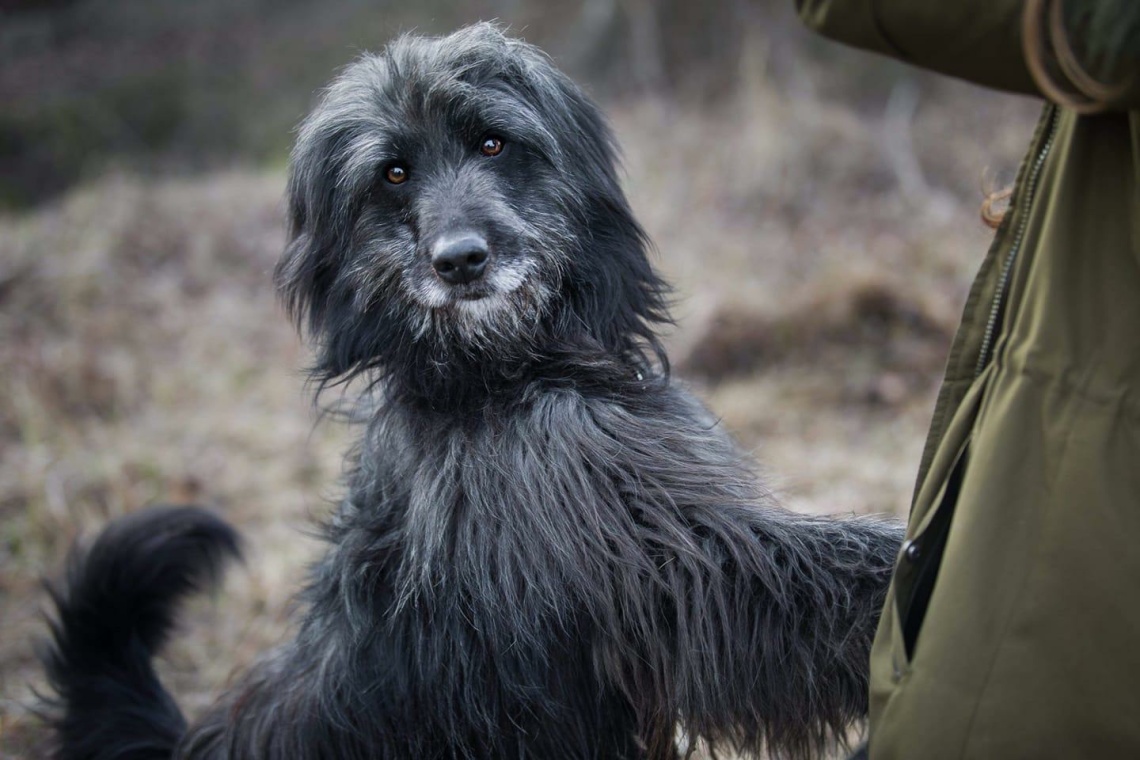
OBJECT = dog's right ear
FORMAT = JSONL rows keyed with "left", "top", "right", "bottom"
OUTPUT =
{"left": 275, "top": 179, "right": 341, "bottom": 366}
{"left": 276, "top": 53, "right": 403, "bottom": 385}
{"left": 277, "top": 95, "right": 352, "bottom": 332}
{"left": 276, "top": 158, "right": 363, "bottom": 388}
{"left": 275, "top": 64, "right": 383, "bottom": 382}
{"left": 275, "top": 210, "right": 332, "bottom": 338}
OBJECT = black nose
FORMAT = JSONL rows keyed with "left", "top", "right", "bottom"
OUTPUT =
{"left": 431, "top": 234, "right": 489, "bottom": 285}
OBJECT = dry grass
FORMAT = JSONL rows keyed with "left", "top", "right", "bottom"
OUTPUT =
{"left": 0, "top": 68, "right": 1039, "bottom": 757}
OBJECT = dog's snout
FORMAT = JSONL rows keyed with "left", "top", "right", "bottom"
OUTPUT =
{"left": 431, "top": 234, "right": 490, "bottom": 285}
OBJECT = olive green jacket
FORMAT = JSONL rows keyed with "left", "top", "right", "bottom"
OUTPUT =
{"left": 798, "top": 1, "right": 1140, "bottom": 757}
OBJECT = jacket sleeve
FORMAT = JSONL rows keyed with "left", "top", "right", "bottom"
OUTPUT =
{"left": 795, "top": 0, "right": 1140, "bottom": 111}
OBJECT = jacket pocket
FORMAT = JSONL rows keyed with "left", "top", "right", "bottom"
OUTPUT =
{"left": 893, "top": 436, "right": 972, "bottom": 662}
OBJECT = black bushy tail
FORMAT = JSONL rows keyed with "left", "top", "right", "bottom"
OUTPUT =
{"left": 40, "top": 505, "right": 242, "bottom": 760}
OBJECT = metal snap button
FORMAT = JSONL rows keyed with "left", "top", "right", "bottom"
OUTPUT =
{"left": 903, "top": 539, "right": 922, "bottom": 562}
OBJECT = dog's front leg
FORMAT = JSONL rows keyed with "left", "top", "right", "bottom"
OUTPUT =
{"left": 611, "top": 503, "right": 902, "bottom": 760}
{"left": 708, "top": 508, "right": 901, "bottom": 757}
{"left": 576, "top": 391, "right": 905, "bottom": 758}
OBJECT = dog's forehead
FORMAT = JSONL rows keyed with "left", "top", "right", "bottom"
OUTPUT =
{"left": 400, "top": 55, "right": 534, "bottom": 125}
{"left": 324, "top": 34, "right": 568, "bottom": 163}
{"left": 290, "top": 25, "right": 620, "bottom": 214}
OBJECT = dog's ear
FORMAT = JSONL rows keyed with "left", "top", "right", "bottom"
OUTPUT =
{"left": 508, "top": 47, "right": 673, "bottom": 366}
{"left": 276, "top": 200, "right": 378, "bottom": 384}
{"left": 277, "top": 99, "right": 353, "bottom": 331}
{"left": 275, "top": 64, "right": 386, "bottom": 383}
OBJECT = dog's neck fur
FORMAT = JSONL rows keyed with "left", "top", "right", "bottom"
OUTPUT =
{"left": 371, "top": 326, "right": 660, "bottom": 415}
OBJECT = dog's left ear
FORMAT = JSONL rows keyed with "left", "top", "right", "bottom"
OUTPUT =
{"left": 509, "top": 48, "right": 673, "bottom": 366}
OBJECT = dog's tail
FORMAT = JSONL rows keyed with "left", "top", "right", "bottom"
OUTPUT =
{"left": 40, "top": 505, "right": 241, "bottom": 760}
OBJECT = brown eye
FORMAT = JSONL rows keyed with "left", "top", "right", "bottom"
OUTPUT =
{"left": 385, "top": 165, "right": 408, "bottom": 184}
{"left": 480, "top": 136, "right": 504, "bottom": 157}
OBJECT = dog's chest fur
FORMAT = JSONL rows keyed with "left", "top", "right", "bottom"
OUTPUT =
{"left": 361, "top": 388, "right": 664, "bottom": 610}
{"left": 304, "top": 385, "right": 703, "bottom": 750}
{"left": 330, "top": 380, "right": 737, "bottom": 653}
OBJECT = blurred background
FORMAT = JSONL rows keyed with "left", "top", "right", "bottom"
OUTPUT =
{"left": 0, "top": 0, "right": 1041, "bottom": 755}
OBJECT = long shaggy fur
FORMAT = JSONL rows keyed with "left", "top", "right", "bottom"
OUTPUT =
{"left": 41, "top": 24, "right": 903, "bottom": 760}
{"left": 40, "top": 506, "right": 241, "bottom": 760}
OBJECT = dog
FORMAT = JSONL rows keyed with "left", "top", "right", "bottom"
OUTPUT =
{"left": 41, "top": 24, "right": 903, "bottom": 760}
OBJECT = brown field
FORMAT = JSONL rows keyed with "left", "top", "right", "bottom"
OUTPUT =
{"left": 0, "top": 7, "right": 1041, "bottom": 756}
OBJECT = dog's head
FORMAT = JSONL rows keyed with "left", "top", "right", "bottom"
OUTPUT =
{"left": 277, "top": 24, "right": 669, "bottom": 397}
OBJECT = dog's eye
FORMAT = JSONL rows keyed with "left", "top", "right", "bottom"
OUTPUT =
{"left": 479, "top": 136, "right": 504, "bottom": 157}
{"left": 385, "top": 165, "right": 409, "bottom": 185}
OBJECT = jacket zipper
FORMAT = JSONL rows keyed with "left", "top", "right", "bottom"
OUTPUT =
{"left": 974, "top": 106, "right": 1060, "bottom": 378}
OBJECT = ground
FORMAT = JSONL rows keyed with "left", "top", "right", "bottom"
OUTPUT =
{"left": 0, "top": 63, "right": 1039, "bottom": 757}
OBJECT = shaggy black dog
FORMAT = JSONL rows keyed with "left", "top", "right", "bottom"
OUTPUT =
{"left": 41, "top": 24, "right": 903, "bottom": 760}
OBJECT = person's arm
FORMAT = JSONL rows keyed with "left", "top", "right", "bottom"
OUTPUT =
{"left": 796, "top": 0, "right": 1140, "bottom": 111}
